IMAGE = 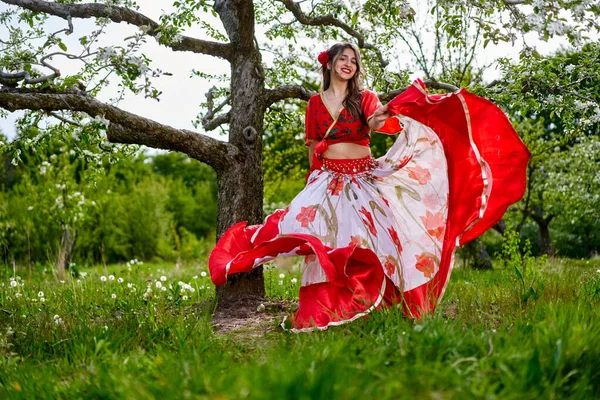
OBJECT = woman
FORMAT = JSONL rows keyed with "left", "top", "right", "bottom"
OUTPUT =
{"left": 210, "top": 43, "right": 530, "bottom": 332}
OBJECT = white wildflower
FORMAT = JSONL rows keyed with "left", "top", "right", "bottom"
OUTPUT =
{"left": 291, "top": 278, "right": 298, "bottom": 284}
{"left": 108, "top": 275, "right": 115, "bottom": 281}
{"left": 160, "top": 276, "right": 167, "bottom": 282}
{"left": 182, "top": 295, "right": 188, "bottom": 300}
{"left": 40, "top": 297, "right": 45, "bottom": 303}
{"left": 257, "top": 303, "right": 265, "bottom": 312}
{"left": 200, "top": 271, "right": 207, "bottom": 277}
{"left": 193, "top": 275, "right": 198, "bottom": 280}
{"left": 279, "top": 273, "right": 285, "bottom": 279}
{"left": 111, "top": 293, "right": 116, "bottom": 299}
{"left": 161, "top": 286, "right": 166, "bottom": 292}
{"left": 10, "top": 280, "right": 18, "bottom": 288}
{"left": 278, "top": 280, "right": 283, "bottom": 286}
{"left": 117, "top": 277, "right": 124, "bottom": 283}
{"left": 38, "top": 291, "right": 44, "bottom": 297}
{"left": 155, "top": 281, "right": 163, "bottom": 289}
{"left": 127, "top": 283, "right": 133, "bottom": 288}
{"left": 100, "top": 276, "right": 107, "bottom": 282}
{"left": 27, "top": 206, "right": 34, "bottom": 211}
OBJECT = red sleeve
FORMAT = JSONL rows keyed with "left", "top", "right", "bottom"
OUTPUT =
{"left": 305, "top": 97, "right": 317, "bottom": 146}
{"left": 362, "top": 90, "right": 402, "bottom": 135}
{"left": 361, "top": 90, "right": 382, "bottom": 122}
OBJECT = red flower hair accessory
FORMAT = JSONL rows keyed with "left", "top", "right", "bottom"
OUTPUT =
{"left": 317, "top": 51, "right": 329, "bottom": 67}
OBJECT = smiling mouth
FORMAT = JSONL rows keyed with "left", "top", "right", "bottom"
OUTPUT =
{"left": 341, "top": 68, "right": 352, "bottom": 74}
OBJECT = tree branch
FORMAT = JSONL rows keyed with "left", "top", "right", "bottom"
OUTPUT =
{"left": 264, "top": 84, "right": 315, "bottom": 106}
{"left": 0, "top": 87, "right": 238, "bottom": 169}
{"left": 503, "top": 0, "right": 525, "bottom": 5}
{"left": 278, "top": 0, "right": 390, "bottom": 68}
{"left": 203, "top": 111, "right": 230, "bottom": 131}
{"left": 0, "top": 0, "right": 233, "bottom": 61}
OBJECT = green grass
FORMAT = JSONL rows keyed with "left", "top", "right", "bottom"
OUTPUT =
{"left": 1, "top": 258, "right": 600, "bottom": 399}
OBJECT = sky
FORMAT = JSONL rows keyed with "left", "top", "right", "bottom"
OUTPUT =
{"left": 0, "top": 1, "right": 576, "bottom": 143}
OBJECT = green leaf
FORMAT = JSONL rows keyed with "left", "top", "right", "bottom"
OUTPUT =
{"left": 351, "top": 11, "right": 359, "bottom": 27}
{"left": 58, "top": 42, "right": 68, "bottom": 52}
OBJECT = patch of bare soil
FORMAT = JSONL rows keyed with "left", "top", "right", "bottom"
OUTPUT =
{"left": 211, "top": 296, "right": 298, "bottom": 337}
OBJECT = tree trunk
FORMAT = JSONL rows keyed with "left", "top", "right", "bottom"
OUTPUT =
{"left": 214, "top": 0, "right": 266, "bottom": 305}
{"left": 531, "top": 211, "right": 554, "bottom": 256}
{"left": 464, "top": 238, "right": 493, "bottom": 270}
{"left": 56, "top": 225, "right": 75, "bottom": 280}
{"left": 537, "top": 221, "right": 554, "bottom": 256}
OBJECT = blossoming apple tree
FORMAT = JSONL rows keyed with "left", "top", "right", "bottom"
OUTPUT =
{"left": 0, "top": 0, "right": 598, "bottom": 306}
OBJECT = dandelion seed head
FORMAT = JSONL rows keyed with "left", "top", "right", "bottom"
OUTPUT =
{"left": 160, "top": 276, "right": 167, "bottom": 282}
{"left": 108, "top": 275, "right": 115, "bottom": 281}
{"left": 10, "top": 280, "right": 18, "bottom": 288}
{"left": 117, "top": 277, "right": 124, "bottom": 283}
{"left": 279, "top": 273, "right": 285, "bottom": 279}
{"left": 200, "top": 271, "right": 207, "bottom": 277}
{"left": 291, "top": 278, "right": 298, "bottom": 284}
{"left": 111, "top": 293, "right": 116, "bottom": 299}
{"left": 100, "top": 276, "right": 107, "bottom": 282}
{"left": 38, "top": 291, "right": 44, "bottom": 297}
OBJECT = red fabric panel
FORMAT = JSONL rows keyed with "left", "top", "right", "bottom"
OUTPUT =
{"left": 385, "top": 79, "right": 530, "bottom": 316}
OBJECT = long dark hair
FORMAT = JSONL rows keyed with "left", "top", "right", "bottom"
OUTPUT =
{"left": 320, "top": 42, "right": 364, "bottom": 121}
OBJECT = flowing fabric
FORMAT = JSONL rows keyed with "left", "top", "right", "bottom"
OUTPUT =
{"left": 209, "top": 79, "right": 530, "bottom": 332}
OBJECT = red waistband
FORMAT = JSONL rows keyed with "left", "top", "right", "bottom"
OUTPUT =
{"left": 322, "top": 156, "right": 377, "bottom": 174}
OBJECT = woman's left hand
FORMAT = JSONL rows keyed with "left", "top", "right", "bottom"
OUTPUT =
{"left": 369, "top": 104, "right": 390, "bottom": 131}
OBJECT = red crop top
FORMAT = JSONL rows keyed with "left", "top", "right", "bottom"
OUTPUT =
{"left": 305, "top": 90, "right": 378, "bottom": 146}
{"left": 305, "top": 90, "right": 402, "bottom": 174}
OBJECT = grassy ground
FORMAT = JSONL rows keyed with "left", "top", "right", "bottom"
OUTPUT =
{"left": 1, "top": 257, "right": 599, "bottom": 399}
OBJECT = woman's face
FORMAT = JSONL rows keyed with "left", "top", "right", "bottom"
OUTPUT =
{"left": 330, "top": 48, "right": 357, "bottom": 81}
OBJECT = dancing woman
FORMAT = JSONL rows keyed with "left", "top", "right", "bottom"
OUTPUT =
{"left": 210, "top": 42, "right": 530, "bottom": 332}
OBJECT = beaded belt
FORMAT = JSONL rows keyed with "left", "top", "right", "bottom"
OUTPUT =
{"left": 322, "top": 156, "right": 378, "bottom": 174}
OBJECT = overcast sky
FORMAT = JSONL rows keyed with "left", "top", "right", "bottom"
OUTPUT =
{"left": 0, "top": 2, "right": 573, "bottom": 143}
